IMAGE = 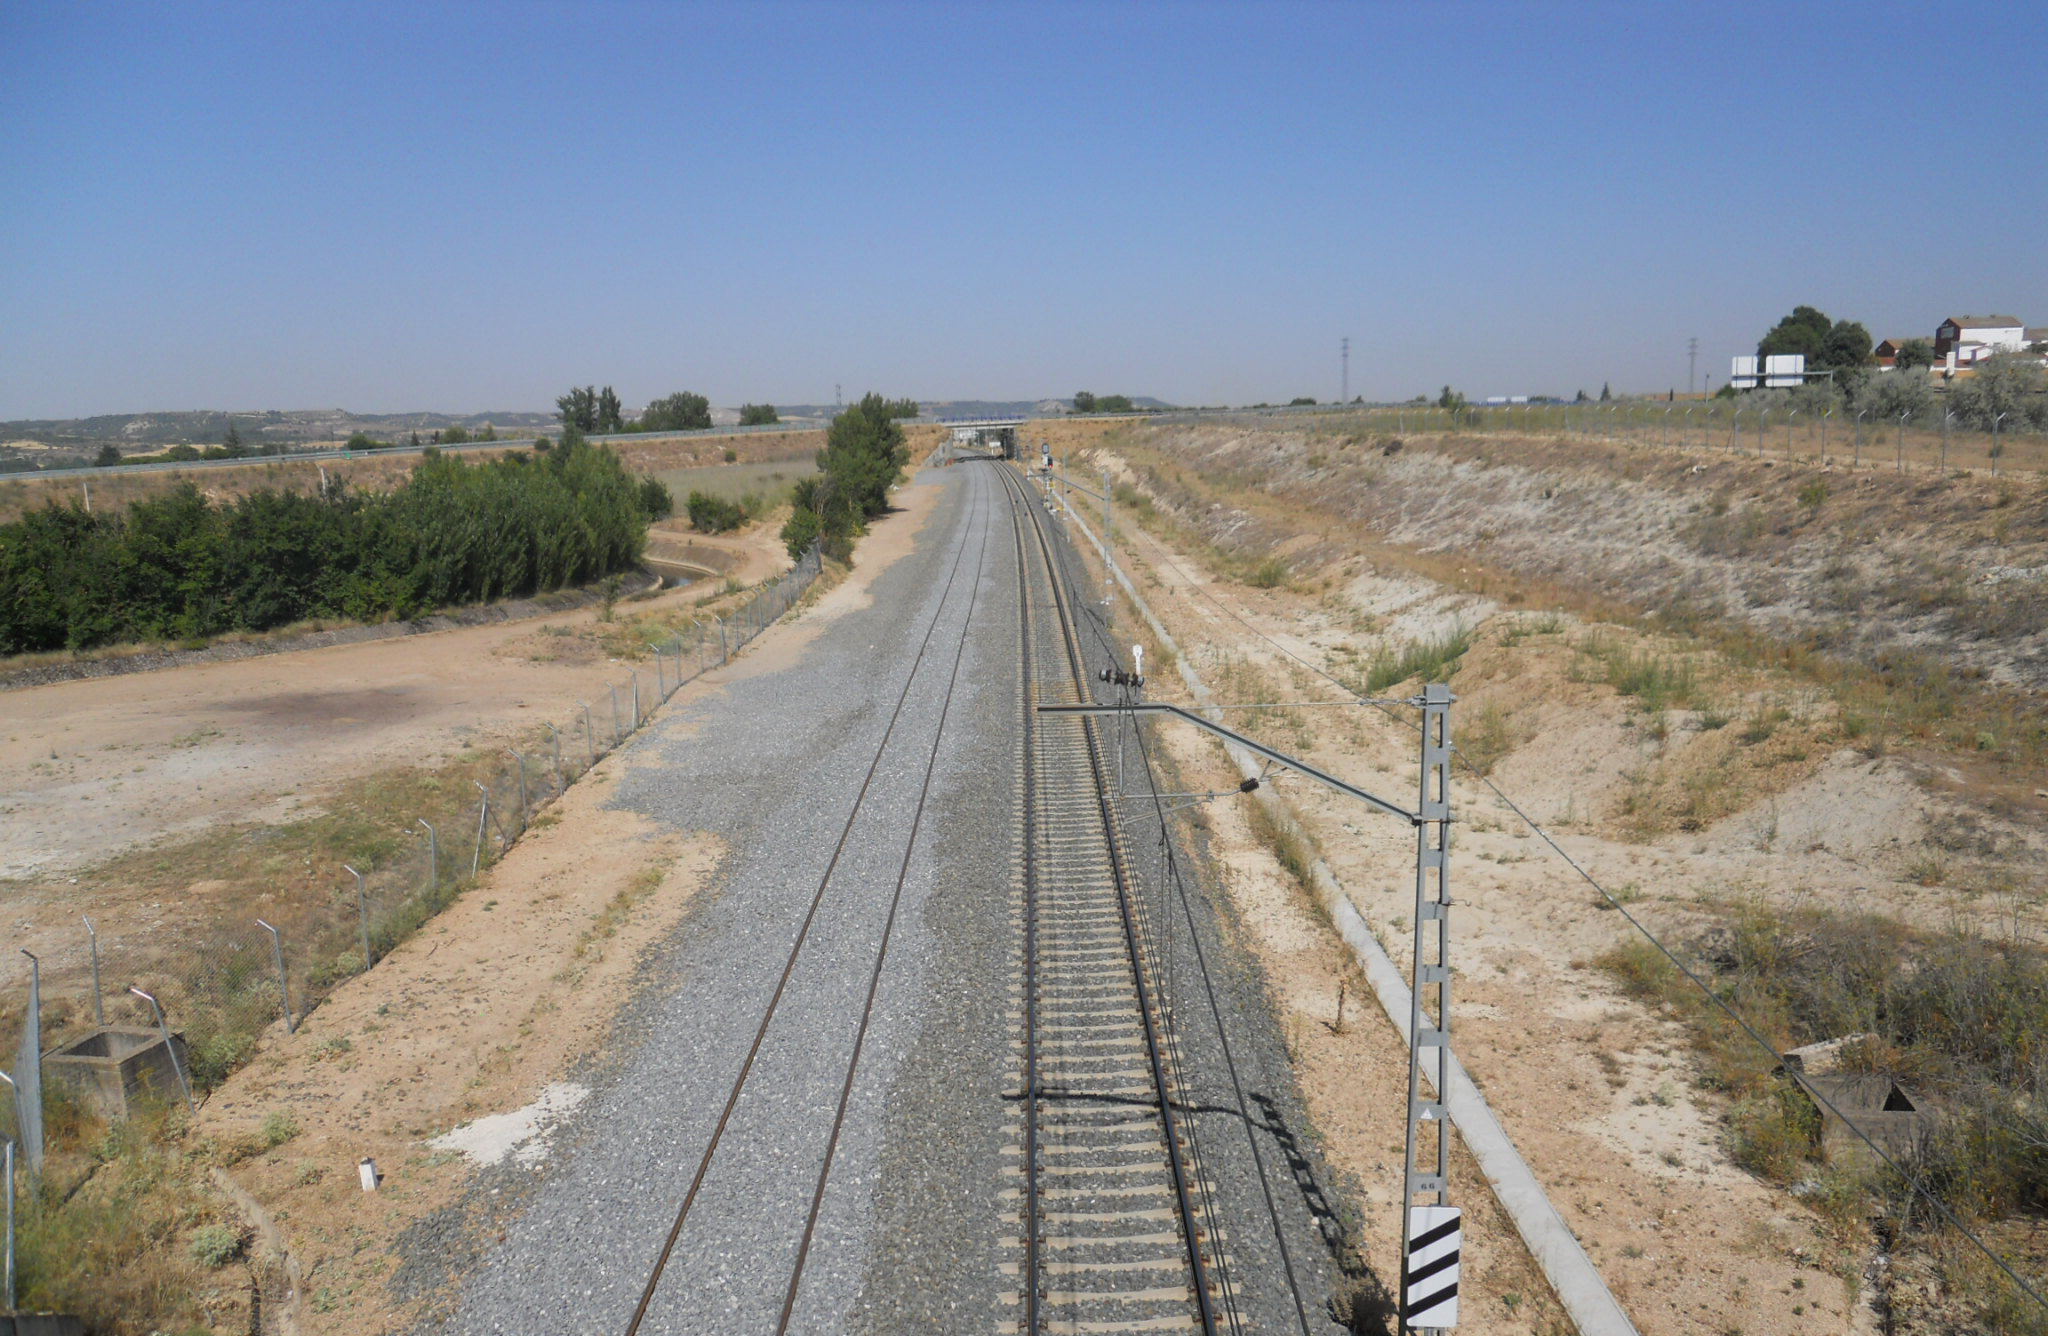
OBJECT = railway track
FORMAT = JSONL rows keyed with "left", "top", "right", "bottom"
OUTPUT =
{"left": 598, "top": 456, "right": 1288, "bottom": 1333}
{"left": 1001, "top": 459, "right": 1235, "bottom": 1334}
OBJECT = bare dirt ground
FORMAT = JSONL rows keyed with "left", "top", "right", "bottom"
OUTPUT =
{"left": 1069, "top": 427, "right": 2048, "bottom": 1335}
{"left": 193, "top": 476, "right": 944, "bottom": 1335}
{"left": 0, "top": 476, "right": 940, "bottom": 1332}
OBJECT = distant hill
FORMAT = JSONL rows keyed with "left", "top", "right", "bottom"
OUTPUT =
{"left": 0, "top": 397, "right": 1173, "bottom": 471}
{"left": 0, "top": 408, "right": 558, "bottom": 467}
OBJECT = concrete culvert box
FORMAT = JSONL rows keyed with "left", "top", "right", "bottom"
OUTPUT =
{"left": 44, "top": 1025, "right": 190, "bottom": 1121}
{"left": 1780, "top": 1034, "right": 1932, "bottom": 1168}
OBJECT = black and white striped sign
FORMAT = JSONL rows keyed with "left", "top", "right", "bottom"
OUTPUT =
{"left": 1402, "top": 1205, "right": 1461, "bottom": 1328}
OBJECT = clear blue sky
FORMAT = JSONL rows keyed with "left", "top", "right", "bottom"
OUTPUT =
{"left": 4, "top": 1, "right": 2045, "bottom": 417}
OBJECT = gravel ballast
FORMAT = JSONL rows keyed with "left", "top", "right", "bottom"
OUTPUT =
{"left": 421, "top": 462, "right": 1356, "bottom": 1333}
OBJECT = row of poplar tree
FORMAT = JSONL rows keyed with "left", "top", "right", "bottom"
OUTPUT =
{"left": 0, "top": 437, "right": 669, "bottom": 654}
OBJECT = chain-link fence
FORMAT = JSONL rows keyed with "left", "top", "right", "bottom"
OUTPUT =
{"left": 6, "top": 544, "right": 824, "bottom": 1131}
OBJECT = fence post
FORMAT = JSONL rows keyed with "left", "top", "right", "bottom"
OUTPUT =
{"left": 545, "top": 723, "right": 563, "bottom": 791}
{"left": 631, "top": 670, "right": 641, "bottom": 730}
{"left": 610, "top": 684, "right": 622, "bottom": 744}
{"left": 718, "top": 615, "right": 727, "bottom": 662}
{"left": 13, "top": 953, "right": 39, "bottom": 1179}
{"left": 126, "top": 988, "right": 194, "bottom": 1115}
{"left": 418, "top": 818, "right": 438, "bottom": 892}
{"left": 581, "top": 703, "right": 594, "bottom": 769}
{"left": 472, "top": 782, "right": 490, "bottom": 875}
{"left": 255, "top": 919, "right": 294, "bottom": 1034}
{"left": 83, "top": 916, "right": 104, "bottom": 1027}
{"left": 507, "top": 752, "right": 529, "bottom": 831}
{"left": 3, "top": 1138, "right": 11, "bottom": 1311}
{"left": 344, "top": 865, "right": 372, "bottom": 970}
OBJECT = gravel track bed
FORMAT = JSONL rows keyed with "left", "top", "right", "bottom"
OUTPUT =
{"left": 416, "top": 462, "right": 1356, "bottom": 1333}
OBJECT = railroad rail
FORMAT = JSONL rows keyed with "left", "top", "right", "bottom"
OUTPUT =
{"left": 622, "top": 470, "right": 997, "bottom": 1334}
{"left": 1001, "top": 458, "right": 1233, "bottom": 1334}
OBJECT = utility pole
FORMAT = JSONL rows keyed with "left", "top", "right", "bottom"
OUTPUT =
{"left": 1342, "top": 336, "right": 1351, "bottom": 404}
{"left": 1688, "top": 336, "right": 1699, "bottom": 397}
{"left": 834, "top": 383, "right": 842, "bottom": 410}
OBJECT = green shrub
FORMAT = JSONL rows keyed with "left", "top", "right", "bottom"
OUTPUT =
{"left": 685, "top": 491, "right": 747, "bottom": 533}
{"left": 189, "top": 1224, "right": 242, "bottom": 1268}
{"left": 1361, "top": 626, "right": 1471, "bottom": 693}
{"left": 638, "top": 475, "right": 674, "bottom": 520}
{"left": 0, "top": 440, "right": 650, "bottom": 654}
{"left": 260, "top": 1110, "right": 300, "bottom": 1148}
{"left": 1245, "top": 556, "right": 1290, "bottom": 588}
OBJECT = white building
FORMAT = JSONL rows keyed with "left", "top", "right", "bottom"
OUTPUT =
{"left": 1934, "top": 314, "right": 2027, "bottom": 366}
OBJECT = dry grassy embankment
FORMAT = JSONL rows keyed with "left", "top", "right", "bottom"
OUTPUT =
{"left": 1085, "top": 419, "right": 2048, "bottom": 1333}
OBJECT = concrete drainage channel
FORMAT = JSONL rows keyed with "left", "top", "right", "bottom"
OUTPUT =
{"left": 1052, "top": 485, "right": 1642, "bottom": 1336}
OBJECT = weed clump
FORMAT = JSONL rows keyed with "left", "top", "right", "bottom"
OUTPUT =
{"left": 1358, "top": 626, "right": 1470, "bottom": 694}
{"left": 1598, "top": 900, "right": 2048, "bottom": 1319}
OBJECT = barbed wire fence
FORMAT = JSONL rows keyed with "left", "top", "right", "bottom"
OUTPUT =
{"left": 5, "top": 543, "right": 822, "bottom": 1140}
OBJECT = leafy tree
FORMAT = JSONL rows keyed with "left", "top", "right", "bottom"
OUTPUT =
{"left": 1894, "top": 339, "right": 1935, "bottom": 372}
{"left": 1096, "top": 395, "right": 1134, "bottom": 413}
{"left": 1757, "top": 306, "right": 1873, "bottom": 385}
{"left": 820, "top": 392, "right": 909, "bottom": 519}
{"left": 1438, "top": 385, "right": 1468, "bottom": 413}
{"left": 1788, "top": 379, "right": 1842, "bottom": 418}
{"left": 476, "top": 423, "right": 497, "bottom": 442}
{"left": 879, "top": 397, "right": 920, "bottom": 419}
{"left": 1072, "top": 392, "right": 1097, "bottom": 414}
{"left": 556, "top": 386, "right": 599, "bottom": 432}
{"left": 1949, "top": 352, "right": 2046, "bottom": 431}
{"left": 94, "top": 445, "right": 120, "bottom": 468}
{"left": 597, "top": 386, "right": 624, "bottom": 434}
{"left": 441, "top": 425, "right": 471, "bottom": 445}
{"left": 779, "top": 500, "right": 821, "bottom": 561}
{"left": 1855, "top": 366, "right": 1932, "bottom": 422}
{"left": 1759, "top": 305, "right": 1833, "bottom": 361}
{"left": 1574, "top": 388, "right": 1590, "bottom": 403}
{"left": 1818, "top": 320, "right": 1874, "bottom": 375}
{"left": 782, "top": 392, "right": 909, "bottom": 561}
{"left": 639, "top": 475, "right": 674, "bottom": 520}
{"left": 738, "top": 403, "right": 779, "bottom": 426}
{"left": 343, "top": 431, "right": 383, "bottom": 451}
{"left": 222, "top": 423, "right": 245, "bottom": 457}
{"left": 640, "top": 392, "right": 712, "bottom": 432}
{"left": 1599, "top": 382, "right": 1612, "bottom": 402}
{"left": 685, "top": 490, "right": 745, "bottom": 532}
{"left": 1289, "top": 397, "right": 1317, "bottom": 407}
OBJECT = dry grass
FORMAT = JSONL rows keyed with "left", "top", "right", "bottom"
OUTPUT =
{"left": 5, "top": 1094, "right": 256, "bottom": 1333}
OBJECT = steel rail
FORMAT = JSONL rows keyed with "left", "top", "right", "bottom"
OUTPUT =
{"left": 1000, "top": 459, "right": 1222, "bottom": 1335}
{"left": 623, "top": 475, "right": 993, "bottom": 1335}
{"left": 1010, "top": 468, "right": 1046, "bottom": 1335}
{"left": 772, "top": 465, "right": 997, "bottom": 1330}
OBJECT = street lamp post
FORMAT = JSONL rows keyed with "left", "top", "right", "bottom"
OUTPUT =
{"left": 1993, "top": 412, "right": 2009, "bottom": 474}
